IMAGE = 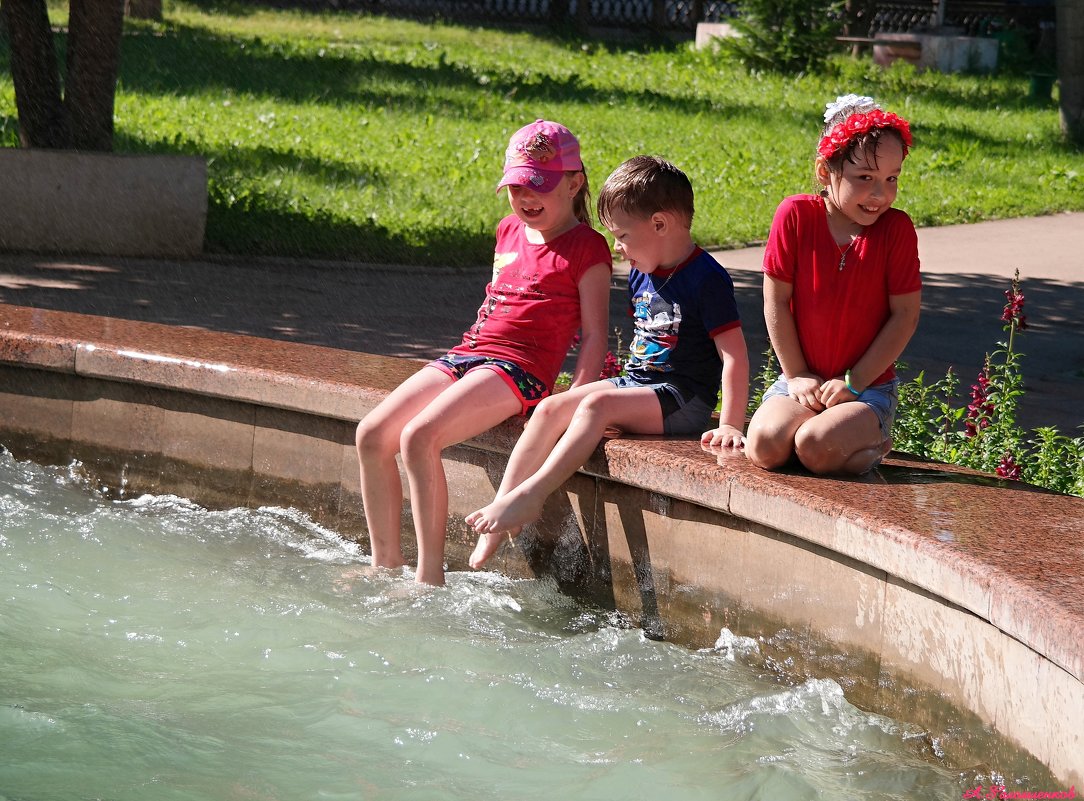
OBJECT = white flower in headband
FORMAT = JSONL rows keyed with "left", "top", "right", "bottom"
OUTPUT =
{"left": 823, "top": 94, "right": 880, "bottom": 124}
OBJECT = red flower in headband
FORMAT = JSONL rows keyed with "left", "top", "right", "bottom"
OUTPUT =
{"left": 817, "top": 109, "right": 913, "bottom": 160}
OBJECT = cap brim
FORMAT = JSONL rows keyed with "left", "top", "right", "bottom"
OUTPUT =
{"left": 495, "top": 166, "right": 565, "bottom": 194}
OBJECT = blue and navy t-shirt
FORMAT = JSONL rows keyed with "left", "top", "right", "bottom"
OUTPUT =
{"left": 625, "top": 247, "right": 742, "bottom": 406}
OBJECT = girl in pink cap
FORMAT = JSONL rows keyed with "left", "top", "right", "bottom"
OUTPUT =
{"left": 741, "top": 95, "right": 921, "bottom": 475}
{"left": 355, "top": 119, "right": 612, "bottom": 586}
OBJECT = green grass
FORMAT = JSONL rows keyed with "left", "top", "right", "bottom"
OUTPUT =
{"left": 2, "top": 2, "right": 1081, "bottom": 266}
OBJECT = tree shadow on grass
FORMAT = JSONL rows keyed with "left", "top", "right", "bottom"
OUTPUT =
{"left": 111, "top": 21, "right": 765, "bottom": 121}
{"left": 203, "top": 187, "right": 494, "bottom": 266}
{"left": 178, "top": 0, "right": 695, "bottom": 54}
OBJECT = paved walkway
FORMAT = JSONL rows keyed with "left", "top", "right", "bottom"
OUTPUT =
{"left": 1, "top": 211, "right": 1082, "bottom": 433}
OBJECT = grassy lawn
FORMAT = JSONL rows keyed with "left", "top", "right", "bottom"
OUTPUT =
{"left": 2, "top": 2, "right": 1081, "bottom": 266}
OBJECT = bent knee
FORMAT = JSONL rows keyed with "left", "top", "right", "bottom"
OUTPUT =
{"left": 356, "top": 417, "right": 398, "bottom": 459}
{"left": 745, "top": 416, "right": 796, "bottom": 470}
{"left": 745, "top": 431, "right": 791, "bottom": 470}
{"left": 574, "top": 390, "right": 626, "bottom": 421}
{"left": 793, "top": 427, "right": 848, "bottom": 474}
{"left": 399, "top": 418, "right": 443, "bottom": 462}
{"left": 528, "top": 394, "right": 567, "bottom": 424}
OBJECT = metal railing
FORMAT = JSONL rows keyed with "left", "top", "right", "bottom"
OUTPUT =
{"left": 283, "top": 0, "right": 1052, "bottom": 37}
{"left": 346, "top": 1, "right": 738, "bottom": 30}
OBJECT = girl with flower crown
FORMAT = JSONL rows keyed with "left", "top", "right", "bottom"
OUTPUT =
{"left": 355, "top": 120, "right": 612, "bottom": 585}
{"left": 740, "top": 95, "right": 921, "bottom": 475}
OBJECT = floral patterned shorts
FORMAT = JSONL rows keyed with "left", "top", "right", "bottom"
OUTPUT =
{"left": 430, "top": 353, "right": 548, "bottom": 416}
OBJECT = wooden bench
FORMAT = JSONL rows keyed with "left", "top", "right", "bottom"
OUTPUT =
{"left": 836, "top": 34, "right": 923, "bottom": 61}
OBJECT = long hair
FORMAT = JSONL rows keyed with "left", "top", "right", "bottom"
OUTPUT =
{"left": 570, "top": 169, "right": 592, "bottom": 226}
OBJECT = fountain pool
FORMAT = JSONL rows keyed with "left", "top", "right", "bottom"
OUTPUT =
{"left": 0, "top": 452, "right": 977, "bottom": 801}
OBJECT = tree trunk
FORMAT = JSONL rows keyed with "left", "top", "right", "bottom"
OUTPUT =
{"left": 124, "top": 0, "right": 161, "bottom": 20}
{"left": 1, "top": 0, "right": 67, "bottom": 147}
{"left": 65, "top": 0, "right": 125, "bottom": 151}
{"left": 1057, "top": 0, "right": 1084, "bottom": 146}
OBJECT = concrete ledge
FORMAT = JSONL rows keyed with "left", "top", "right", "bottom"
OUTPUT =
{"left": 0, "top": 302, "right": 1081, "bottom": 785}
{"left": 0, "top": 149, "right": 207, "bottom": 258}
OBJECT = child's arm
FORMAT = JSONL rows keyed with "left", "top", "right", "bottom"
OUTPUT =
{"left": 764, "top": 274, "right": 823, "bottom": 410}
{"left": 701, "top": 327, "right": 750, "bottom": 447}
{"left": 822, "top": 290, "right": 921, "bottom": 406}
{"left": 567, "top": 263, "right": 612, "bottom": 388}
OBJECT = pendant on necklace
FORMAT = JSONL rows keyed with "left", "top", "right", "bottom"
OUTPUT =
{"left": 838, "top": 239, "right": 855, "bottom": 272}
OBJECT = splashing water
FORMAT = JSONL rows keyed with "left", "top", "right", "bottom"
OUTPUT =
{"left": 0, "top": 452, "right": 966, "bottom": 800}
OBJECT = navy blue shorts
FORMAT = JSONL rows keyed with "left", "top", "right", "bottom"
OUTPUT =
{"left": 604, "top": 375, "right": 713, "bottom": 435}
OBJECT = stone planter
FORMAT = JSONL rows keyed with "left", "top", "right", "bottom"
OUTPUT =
{"left": 0, "top": 149, "right": 207, "bottom": 258}
{"left": 874, "top": 32, "right": 999, "bottom": 74}
{"left": 694, "top": 22, "right": 740, "bottom": 49}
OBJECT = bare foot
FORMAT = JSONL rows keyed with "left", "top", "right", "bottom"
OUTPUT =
{"left": 333, "top": 564, "right": 406, "bottom": 592}
{"left": 847, "top": 437, "right": 895, "bottom": 475}
{"left": 466, "top": 489, "right": 545, "bottom": 537}
{"left": 468, "top": 529, "right": 516, "bottom": 570}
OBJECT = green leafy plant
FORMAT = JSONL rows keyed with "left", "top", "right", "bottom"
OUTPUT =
{"left": 748, "top": 341, "right": 779, "bottom": 418}
{"left": 553, "top": 328, "right": 625, "bottom": 392}
{"left": 893, "top": 366, "right": 963, "bottom": 461}
{"left": 892, "top": 271, "right": 1083, "bottom": 497}
{"left": 714, "top": 0, "right": 845, "bottom": 73}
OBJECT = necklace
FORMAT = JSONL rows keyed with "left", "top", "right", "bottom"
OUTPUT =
{"left": 653, "top": 268, "right": 676, "bottom": 294}
{"left": 837, "top": 237, "right": 857, "bottom": 271}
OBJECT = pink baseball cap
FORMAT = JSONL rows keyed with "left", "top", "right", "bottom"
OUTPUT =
{"left": 496, "top": 119, "right": 583, "bottom": 194}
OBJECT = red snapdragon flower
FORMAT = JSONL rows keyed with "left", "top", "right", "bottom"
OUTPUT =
{"left": 964, "top": 367, "right": 994, "bottom": 438}
{"left": 1001, "top": 287, "right": 1028, "bottom": 330}
{"left": 996, "top": 452, "right": 1021, "bottom": 480}
{"left": 600, "top": 351, "right": 623, "bottom": 379}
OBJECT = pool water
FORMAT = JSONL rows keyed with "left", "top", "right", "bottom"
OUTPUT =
{"left": 0, "top": 452, "right": 971, "bottom": 800}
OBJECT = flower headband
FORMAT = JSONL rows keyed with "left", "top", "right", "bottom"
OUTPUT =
{"left": 817, "top": 106, "right": 913, "bottom": 160}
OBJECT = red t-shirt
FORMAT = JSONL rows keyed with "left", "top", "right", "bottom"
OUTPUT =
{"left": 451, "top": 214, "right": 612, "bottom": 388}
{"left": 763, "top": 194, "right": 921, "bottom": 385}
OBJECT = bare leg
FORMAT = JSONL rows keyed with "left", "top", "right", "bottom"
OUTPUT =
{"left": 467, "top": 387, "right": 663, "bottom": 537}
{"left": 745, "top": 395, "right": 816, "bottom": 470}
{"left": 399, "top": 369, "right": 521, "bottom": 586}
{"left": 466, "top": 389, "right": 591, "bottom": 569}
{"left": 794, "top": 403, "right": 886, "bottom": 475}
{"left": 842, "top": 436, "right": 893, "bottom": 475}
{"left": 355, "top": 367, "right": 453, "bottom": 569}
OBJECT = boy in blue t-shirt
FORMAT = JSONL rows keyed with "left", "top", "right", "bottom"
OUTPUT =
{"left": 466, "top": 156, "right": 749, "bottom": 566}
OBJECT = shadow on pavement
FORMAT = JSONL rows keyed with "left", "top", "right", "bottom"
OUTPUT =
{"left": 1, "top": 254, "right": 1080, "bottom": 434}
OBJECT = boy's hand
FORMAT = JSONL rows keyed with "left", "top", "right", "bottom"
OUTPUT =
{"left": 700, "top": 424, "right": 745, "bottom": 449}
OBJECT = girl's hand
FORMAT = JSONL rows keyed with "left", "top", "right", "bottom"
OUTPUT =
{"left": 788, "top": 374, "right": 825, "bottom": 411}
{"left": 701, "top": 424, "right": 745, "bottom": 449}
{"left": 819, "top": 377, "right": 859, "bottom": 407}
